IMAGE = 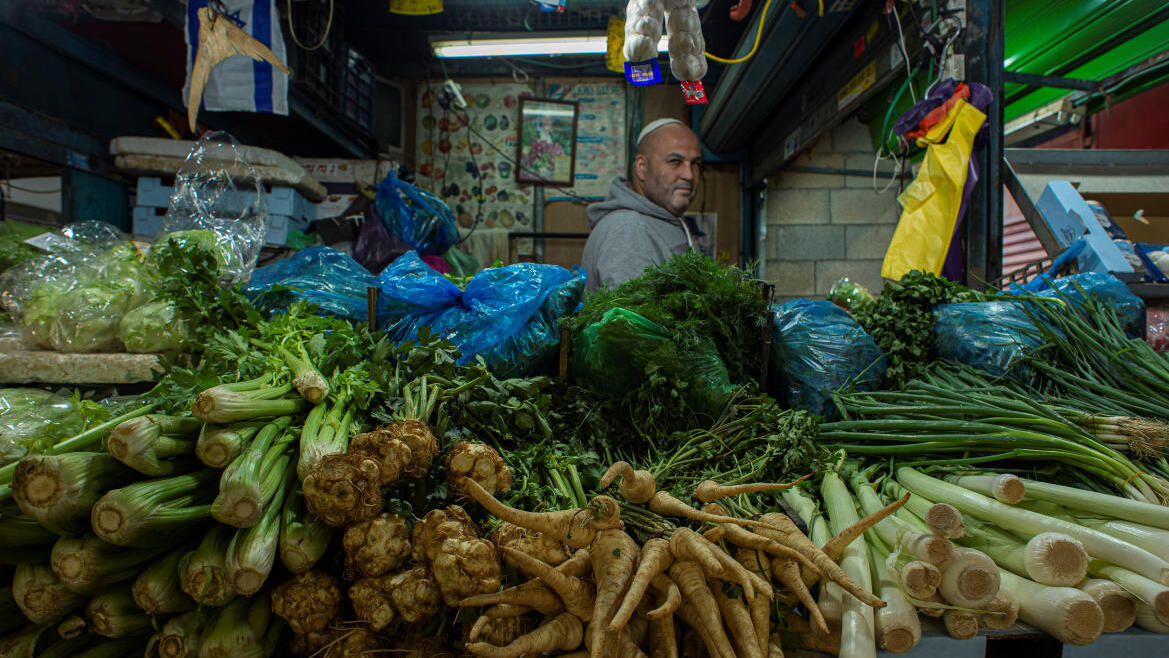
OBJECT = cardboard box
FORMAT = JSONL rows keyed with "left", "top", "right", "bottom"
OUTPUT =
{"left": 1088, "top": 192, "right": 1169, "bottom": 244}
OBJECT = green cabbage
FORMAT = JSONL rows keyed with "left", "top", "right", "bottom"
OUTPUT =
{"left": 120, "top": 300, "right": 188, "bottom": 353}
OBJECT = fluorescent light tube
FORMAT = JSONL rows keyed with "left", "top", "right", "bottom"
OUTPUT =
{"left": 432, "top": 34, "right": 669, "bottom": 58}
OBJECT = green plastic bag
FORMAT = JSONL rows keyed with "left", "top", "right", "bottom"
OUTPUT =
{"left": 569, "top": 307, "right": 735, "bottom": 416}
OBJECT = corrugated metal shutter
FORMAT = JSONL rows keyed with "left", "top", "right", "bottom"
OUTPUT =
{"left": 1002, "top": 184, "right": 1047, "bottom": 277}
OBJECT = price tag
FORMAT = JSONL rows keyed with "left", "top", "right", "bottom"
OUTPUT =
{"left": 534, "top": 0, "right": 566, "bottom": 12}
{"left": 389, "top": 0, "right": 442, "bottom": 16}
{"left": 681, "top": 81, "right": 708, "bottom": 105}
{"left": 625, "top": 59, "right": 662, "bottom": 86}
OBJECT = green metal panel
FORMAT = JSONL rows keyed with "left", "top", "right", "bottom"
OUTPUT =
{"left": 65, "top": 169, "right": 129, "bottom": 231}
{"left": 1004, "top": 0, "right": 1169, "bottom": 121}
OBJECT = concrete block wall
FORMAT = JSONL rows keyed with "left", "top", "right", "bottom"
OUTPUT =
{"left": 764, "top": 117, "right": 901, "bottom": 302}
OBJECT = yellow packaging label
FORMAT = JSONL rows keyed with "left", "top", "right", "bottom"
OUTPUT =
{"left": 389, "top": 0, "right": 442, "bottom": 16}
{"left": 606, "top": 16, "right": 625, "bottom": 73}
{"left": 837, "top": 60, "right": 876, "bottom": 110}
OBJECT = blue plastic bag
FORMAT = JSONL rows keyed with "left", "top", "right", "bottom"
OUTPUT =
{"left": 1033, "top": 272, "right": 1144, "bottom": 338}
{"left": 380, "top": 253, "right": 586, "bottom": 375}
{"left": 768, "top": 300, "right": 885, "bottom": 417}
{"left": 934, "top": 301, "right": 1044, "bottom": 380}
{"left": 244, "top": 247, "right": 391, "bottom": 324}
{"left": 375, "top": 173, "right": 458, "bottom": 255}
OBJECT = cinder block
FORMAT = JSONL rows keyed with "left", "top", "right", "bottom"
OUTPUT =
{"left": 831, "top": 117, "right": 876, "bottom": 154}
{"left": 775, "top": 152, "right": 845, "bottom": 189}
{"left": 765, "top": 228, "right": 777, "bottom": 261}
{"left": 774, "top": 225, "right": 845, "bottom": 261}
{"left": 845, "top": 224, "right": 897, "bottom": 260}
{"left": 830, "top": 188, "right": 900, "bottom": 224}
{"left": 765, "top": 260, "right": 817, "bottom": 297}
{"left": 766, "top": 188, "right": 830, "bottom": 225}
{"left": 815, "top": 259, "right": 885, "bottom": 296}
{"left": 844, "top": 153, "right": 901, "bottom": 189}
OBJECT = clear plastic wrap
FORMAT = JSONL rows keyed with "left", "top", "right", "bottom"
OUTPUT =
{"left": 0, "top": 223, "right": 151, "bottom": 352}
{"left": 826, "top": 276, "right": 876, "bottom": 314}
{"left": 0, "top": 389, "right": 105, "bottom": 466}
{"left": 119, "top": 300, "right": 188, "bottom": 353}
{"left": 1031, "top": 272, "right": 1145, "bottom": 338}
{"left": 570, "top": 307, "right": 735, "bottom": 416}
{"left": 158, "top": 131, "right": 268, "bottom": 283}
{"left": 1148, "top": 308, "right": 1169, "bottom": 353}
{"left": 767, "top": 300, "right": 885, "bottom": 417}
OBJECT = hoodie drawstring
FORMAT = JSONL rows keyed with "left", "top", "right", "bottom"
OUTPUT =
{"left": 679, "top": 218, "right": 694, "bottom": 249}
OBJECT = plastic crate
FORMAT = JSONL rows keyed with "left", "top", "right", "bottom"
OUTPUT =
{"left": 132, "top": 206, "right": 308, "bottom": 247}
{"left": 285, "top": 0, "right": 343, "bottom": 108}
{"left": 135, "top": 178, "right": 314, "bottom": 222}
{"left": 340, "top": 48, "right": 374, "bottom": 131}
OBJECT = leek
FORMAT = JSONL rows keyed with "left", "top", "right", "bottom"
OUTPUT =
{"left": 782, "top": 486, "right": 843, "bottom": 624}
{"left": 158, "top": 608, "right": 214, "bottom": 658}
{"left": 90, "top": 469, "right": 217, "bottom": 548}
{"left": 941, "top": 609, "right": 978, "bottom": 639}
{"left": 12, "top": 563, "right": 87, "bottom": 623}
{"left": 1088, "top": 559, "right": 1169, "bottom": 625}
{"left": 1077, "top": 517, "right": 1169, "bottom": 564}
{"left": 196, "top": 594, "right": 272, "bottom": 658}
{"left": 196, "top": 421, "right": 263, "bottom": 469}
{"left": 12, "top": 452, "right": 131, "bottom": 535}
{"left": 226, "top": 468, "right": 294, "bottom": 595}
{"left": 50, "top": 534, "right": 165, "bottom": 594}
{"left": 178, "top": 525, "right": 237, "bottom": 607}
{"left": 822, "top": 472, "right": 875, "bottom": 658}
{"left": 980, "top": 587, "right": 1019, "bottom": 630}
{"left": 1078, "top": 577, "right": 1136, "bottom": 632}
{"left": 937, "top": 546, "right": 1000, "bottom": 608}
{"left": 897, "top": 466, "right": 1169, "bottom": 585}
{"left": 192, "top": 377, "right": 306, "bottom": 424}
{"left": 865, "top": 531, "right": 920, "bottom": 654}
{"left": 848, "top": 469, "right": 951, "bottom": 564}
{"left": 85, "top": 585, "right": 153, "bottom": 638}
{"left": 957, "top": 513, "right": 1087, "bottom": 587}
{"left": 884, "top": 480, "right": 964, "bottom": 539}
{"left": 943, "top": 473, "right": 1025, "bottom": 505}
{"left": 133, "top": 545, "right": 196, "bottom": 614}
{"left": 997, "top": 568, "right": 1103, "bottom": 645}
{"left": 211, "top": 417, "right": 293, "bottom": 528}
{"left": 1018, "top": 477, "right": 1169, "bottom": 530}
{"left": 278, "top": 484, "right": 333, "bottom": 574}
{"left": 1135, "top": 601, "right": 1169, "bottom": 633}
{"left": 107, "top": 414, "right": 202, "bottom": 476}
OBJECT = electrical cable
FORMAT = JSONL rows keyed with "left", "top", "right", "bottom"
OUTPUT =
{"left": 891, "top": 3, "right": 916, "bottom": 103}
{"left": 2, "top": 181, "right": 62, "bottom": 195}
{"left": 455, "top": 112, "right": 487, "bottom": 246}
{"left": 705, "top": 0, "right": 774, "bottom": 65}
{"left": 286, "top": 0, "right": 333, "bottom": 51}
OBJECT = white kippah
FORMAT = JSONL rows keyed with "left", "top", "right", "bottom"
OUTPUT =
{"left": 636, "top": 118, "right": 686, "bottom": 146}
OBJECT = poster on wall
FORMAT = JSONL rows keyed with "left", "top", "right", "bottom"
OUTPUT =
{"left": 415, "top": 81, "right": 535, "bottom": 230}
{"left": 516, "top": 97, "right": 579, "bottom": 186}
{"left": 545, "top": 79, "right": 628, "bottom": 201}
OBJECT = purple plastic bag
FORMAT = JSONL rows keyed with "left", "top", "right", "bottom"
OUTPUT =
{"left": 354, "top": 208, "right": 411, "bottom": 274}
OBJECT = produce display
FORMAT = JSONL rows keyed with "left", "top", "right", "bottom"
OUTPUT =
{"left": 2, "top": 248, "right": 1169, "bottom": 657}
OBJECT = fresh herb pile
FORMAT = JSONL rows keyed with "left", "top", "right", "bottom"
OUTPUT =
{"left": 561, "top": 250, "right": 769, "bottom": 385}
{"left": 852, "top": 269, "right": 982, "bottom": 387}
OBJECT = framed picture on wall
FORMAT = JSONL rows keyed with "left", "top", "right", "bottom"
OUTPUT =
{"left": 516, "top": 97, "right": 579, "bottom": 186}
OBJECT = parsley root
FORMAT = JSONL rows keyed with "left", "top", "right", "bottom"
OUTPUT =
{"left": 600, "top": 461, "right": 656, "bottom": 503}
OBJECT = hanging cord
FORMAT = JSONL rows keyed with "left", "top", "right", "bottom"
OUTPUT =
{"left": 286, "top": 0, "right": 333, "bottom": 51}
{"left": 891, "top": 3, "right": 917, "bottom": 103}
{"left": 705, "top": 0, "right": 774, "bottom": 64}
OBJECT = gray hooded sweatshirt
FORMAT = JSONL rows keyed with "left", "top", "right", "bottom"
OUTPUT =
{"left": 581, "top": 178, "right": 691, "bottom": 292}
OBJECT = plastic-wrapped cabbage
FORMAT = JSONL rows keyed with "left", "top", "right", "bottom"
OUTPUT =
{"left": 49, "top": 285, "right": 137, "bottom": 352}
{"left": 148, "top": 229, "right": 240, "bottom": 276}
{"left": 120, "top": 301, "right": 188, "bottom": 353}
{"left": 0, "top": 389, "right": 110, "bottom": 466}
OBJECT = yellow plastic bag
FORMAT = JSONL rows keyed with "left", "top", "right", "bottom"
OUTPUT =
{"left": 881, "top": 98, "right": 987, "bottom": 281}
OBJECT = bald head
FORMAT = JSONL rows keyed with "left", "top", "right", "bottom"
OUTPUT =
{"left": 633, "top": 121, "right": 703, "bottom": 217}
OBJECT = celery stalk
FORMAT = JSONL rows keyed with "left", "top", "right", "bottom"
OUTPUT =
{"left": 226, "top": 468, "right": 295, "bottom": 595}
{"left": 50, "top": 534, "right": 166, "bottom": 594}
{"left": 279, "top": 482, "right": 333, "bottom": 574}
{"left": 90, "top": 470, "right": 218, "bottom": 548}
{"left": 212, "top": 417, "right": 294, "bottom": 528}
{"left": 85, "top": 584, "right": 153, "bottom": 638}
{"left": 13, "top": 452, "right": 132, "bottom": 535}
{"left": 132, "top": 544, "right": 196, "bottom": 614}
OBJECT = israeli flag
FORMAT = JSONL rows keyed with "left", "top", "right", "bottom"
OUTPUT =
{"left": 184, "top": 0, "right": 289, "bottom": 118}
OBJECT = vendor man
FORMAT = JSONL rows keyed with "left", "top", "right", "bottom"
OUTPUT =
{"left": 581, "top": 118, "right": 703, "bottom": 292}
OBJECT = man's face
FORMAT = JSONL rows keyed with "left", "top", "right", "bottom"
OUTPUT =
{"left": 635, "top": 125, "right": 703, "bottom": 217}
